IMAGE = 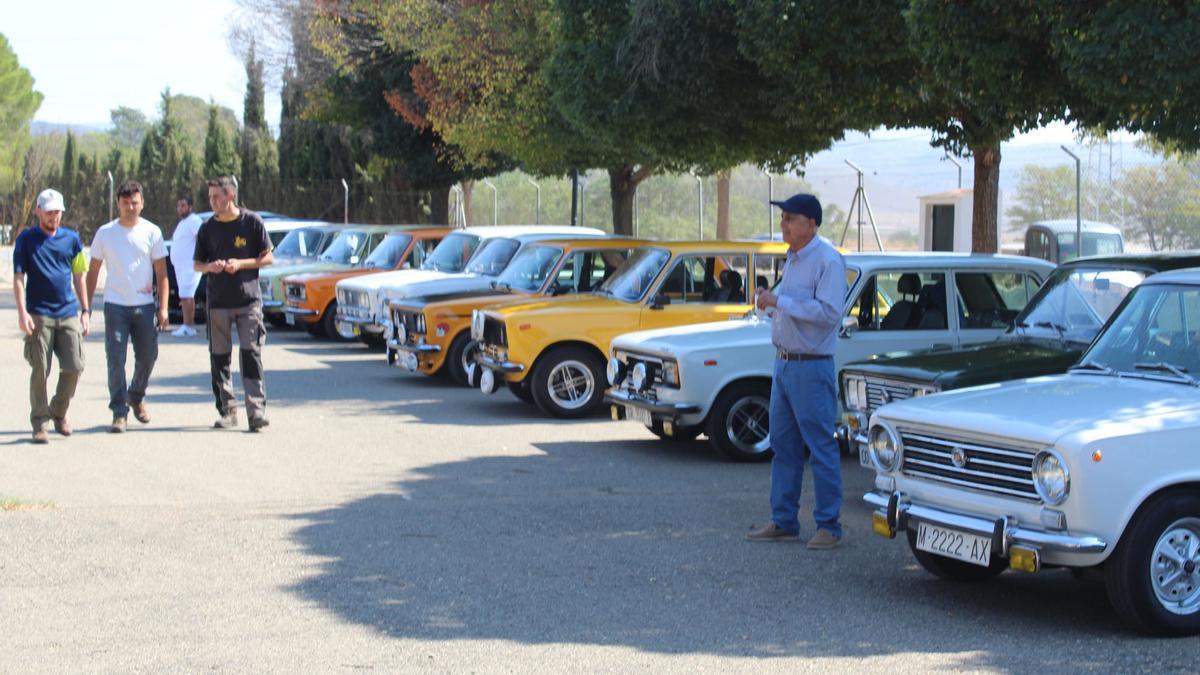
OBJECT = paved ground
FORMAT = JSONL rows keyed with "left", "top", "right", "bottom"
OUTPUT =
{"left": 0, "top": 295, "right": 1196, "bottom": 673}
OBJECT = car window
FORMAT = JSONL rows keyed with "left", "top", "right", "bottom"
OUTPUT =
{"left": 1087, "top": 284, "right": 1200, "bottom": 376}
{"left": 556, "top": 248, "right": 629, "bottom": 293}
{"left": 409, "top": 236, "right": 439, "bottom": 269}
{"left": 275, "top": 227, "right": 326, "bottom": 259}
{"left": 422, "top": 232, "right": 481, "bottom": 272}
{"left": 1017, "top": 266, "right": 1147, "bottom": 342}
{"left": 466, "top": 238, "right": 521, "bottom": 275}
{"left": 849, "top": 271, "right": 948, "bottom": 331}
{"left": 363, "top": 233, "right": 412, "bottom": 269}
{"left": 319, "top": 230, "right": 367, "bottom": 264}
{"left": 599, "top": 247, "right": 670, "bottom": 302}
{"left": 754, "top": 254, "right": 786, "bottom": 293}
{"left": 656, "top": 254, "right": 750, "bottom": 304}
{"left": 955, "top": 271, "right": 1033, "bottom": 329}
{"left": 497, "top": 244, "right": 562, "bottom": 293}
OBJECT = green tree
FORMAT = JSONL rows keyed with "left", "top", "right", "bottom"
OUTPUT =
{"left": 238, "top": 45, "right": 278, "bottom": 184}
{"left": 204, "top": 103, "right": 238, "bottom": 178}
{"left": 0, "top": 33, "right": 43, "bottom": 194}
{"left": 139, "top": 90, "right": 199, "bottom": 225}
{"left": 108, "top": 106, "right": 150, "bottom": 150}
{"left": 60, "top": 131, "right": 77, "bottom": 196}
{"left": 1117, "top": 162, "right": 1200, "bottom": 251}
{"left": 1005, "top": 165, "right": 1078, "bottom": 230}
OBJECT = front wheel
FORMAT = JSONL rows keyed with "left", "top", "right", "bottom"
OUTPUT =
{"left": 905, "top": 529, "right": 1007, "bottom": 582}
{"left": 445, "top": 332, "right": 480, "bottom": 386}
{"left": 322, "top": 301, "right": 354, "bottom": 342}
{"left": 705, "top": 381, "right": 774, "bottom": 462}
{"left": 265, "top": 312, "right": 287, "bottom": 328}
{"left": 358, "top": 331, "right": 387, "bottom": 351}
{"left": 529, "top": 346, "right": 606, "bottom": 419}
{"left": 1106, "top": 492, "right": 1200, "bottom": 636}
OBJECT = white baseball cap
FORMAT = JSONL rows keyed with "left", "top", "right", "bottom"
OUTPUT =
{"left": 37, "top": 188, "right": 65, "bottom": 212}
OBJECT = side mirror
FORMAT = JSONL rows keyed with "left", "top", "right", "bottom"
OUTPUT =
{"left": 650, "top": 293, "right": 672, "bottom": 310}
{"left": 401, "top": 261, "right": 412, "bottom": 270}
{"left": 840, "top": 316, "right": 859, "bottom": 336}
{"left": 349, "top": 255, "right": 360, "bottom": 265}
{"left": 551, "top": 283, "right": 570, "bottom": 297}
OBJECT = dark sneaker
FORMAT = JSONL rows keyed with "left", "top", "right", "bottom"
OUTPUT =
{"left": 52, "top": 417, "right": 72, "bottom": 436}
{"left": 110, "top": 417, "right": 127, "bottom": 433}
{"left": 806, "top": 529, "right": 843, "bottom": 550}
{"left": 213, "top": 410, "right": 239, "bottom": 429}
{"left": 746, "top": 522, "right": 799, "bottom": 542}
{"left": 132, "top": 401, "right": 150, "bottom": 424}
{"left": 248, "top": 417, "right": 270, "bottom": 432}
{"left": 32, "top": 428, "right": 49, "bottom": 444}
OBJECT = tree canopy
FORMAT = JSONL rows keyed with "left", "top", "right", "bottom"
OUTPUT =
{"left": 0, "top": 33, "right": 42, "bottom": 194}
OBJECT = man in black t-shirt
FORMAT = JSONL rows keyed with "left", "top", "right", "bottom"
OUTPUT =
{"left": 193, "top": 176, "right": 274, "bottom": 431}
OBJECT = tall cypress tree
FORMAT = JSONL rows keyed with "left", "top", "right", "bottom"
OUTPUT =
{"left": 204, "top": 103, "right": 238, "bottom": 177}
{"left": 239, "top": 43, "right": 278, "bottom": 183}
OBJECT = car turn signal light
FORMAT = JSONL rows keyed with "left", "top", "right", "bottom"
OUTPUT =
{"left": 1009, "top": 545, "right": 1040, "bottom": 573}
{"left": 871, "top": 512, "right": 894, "bottom": 539}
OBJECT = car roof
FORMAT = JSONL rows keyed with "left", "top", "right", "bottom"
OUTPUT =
{"left": 1141, "top": 267, "right": 1200, "bottom": 286}
{"left": 333, "top": 224, "right": 439, "bottom": 234}
{"left": 522, "top": 237, "right": 645, "bottom": 248}
{"left": 456, "top": 225, "right": 606, "bottom": 239}
{"left": 843, "top": 252, "right": 1056, "bottom": 270}
{"left": 1063, "top": 251, "right": 1200, "bottom": 272}
{"left": 1029, "top": 219, "right": 1122, "bottom": 235}
{"left": 631, "top": 240, "right": 790, "bottom": 253}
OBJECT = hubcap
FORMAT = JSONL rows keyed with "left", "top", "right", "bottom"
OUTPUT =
{"left": 725, "top": 395, "right": 771, "bottom": 455}
{"left": 546, "top": 360, "right": 594, "bottom": 411}
{"left": 1150, "top": 517, "right": 1200, "bottom": 615}
{"left": 461, "top": 340, "right": 480, "bottom": 376}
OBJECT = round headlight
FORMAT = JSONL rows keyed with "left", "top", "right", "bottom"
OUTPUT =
{"left": 607, "top": 357, "right": 626, "bottom": 386}
{"left": 867, "top": 423, "right": 901, "bottom": 473}
{"left": 1033, "top": 449, "right": 1070, "bottom": 505}
{"left": 629, "top": 362, "right": 647, "bottom": 390}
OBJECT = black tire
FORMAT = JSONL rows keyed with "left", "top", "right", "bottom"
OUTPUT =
{"left": 649, "top": 420, "right": 702, "bottom": 442}
{"left": 905, "top": 529, "right": 1007, "bottom": 582}
{"left": 265, "top": 312, "right": 288, "bottom": 328}
{"left": 358, "top": 332, "right": 387, "bottom": 351}
{"left": 1105, "top": 491, "right": 1200, "bottom": 636}
{"left": 304, "top": 320, "right": 325, "bottom": 337}
{"left": 507, "top": 379, "right": 534, "bottom": 404}
{"left": 705, "top": 381, "right": 774, "bottom": 462}
{"left": 529, "top": 345, "right": 607, "bottom": 419}
{"left": 321, "top": 302, "right": 354, "bottom": 342}
{"left": 444, "top": 332, "right": 479, "bottom": 385}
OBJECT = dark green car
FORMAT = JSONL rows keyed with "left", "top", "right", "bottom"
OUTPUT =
{"left": 837, "top": 252, "right": 1200, "bottom": 463}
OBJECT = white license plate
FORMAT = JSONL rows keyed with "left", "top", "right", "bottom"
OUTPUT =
{"left": 915, "top": 522, "right": 992, "bottom": 567}
{"left": 339, "top": 321, "right": 360, "bottom": 337}
{"left": 285, "top": 313, "right": 296, "bottom": 326}
{"left": 624, "top": 405, "right": 653, "bottom": 427}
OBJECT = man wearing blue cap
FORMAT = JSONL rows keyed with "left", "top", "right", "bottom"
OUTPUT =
{"left": 748, "top": 193, "right": 847, "bottom": 549}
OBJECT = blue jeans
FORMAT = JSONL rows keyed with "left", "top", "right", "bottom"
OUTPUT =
{"left": 769, "top": 358, "right": 843, "bottom": 537}
{"left": 104, "top": 303, "right": 158, "bottom": 418}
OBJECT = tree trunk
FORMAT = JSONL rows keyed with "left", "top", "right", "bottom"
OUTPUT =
{"left": 429, "top": 186, "right": 450, "bottom": 225}
{"left": 607, "top": 164, "right": 653, "bottom": 236}
{"left": 970, "top": 142, "right": 1001, "bottom": 253}
{"left": 716, "top": 170, "right": 731, "bottom": 239}
{"left": 462, "top": 180, "right": 474, "bottom": 227}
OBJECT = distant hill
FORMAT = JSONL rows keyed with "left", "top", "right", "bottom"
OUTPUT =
{"left": 32, "top": 121, "right": 105, "bottom": 136}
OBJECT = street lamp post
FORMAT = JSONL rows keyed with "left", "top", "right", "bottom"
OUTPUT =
{"left": 482, "top": 178, "right": 498, "bottom": 226}
{"left": 1061, "top": 145, "right": 1082, "bottom": 257}
{"left": 525, "top": 177, "right": 541, "bottom": 224}
{"left": 106, "top": 171, "right": 114, "bottom": 222}
{"left": 760, "top": 168, "right": 774, "bottom": 238}
{"left": 692, "top": 172, "right": 703, "bottom": 239}
{"left": 341, "top": 178, "right": 349, "bottom": 224}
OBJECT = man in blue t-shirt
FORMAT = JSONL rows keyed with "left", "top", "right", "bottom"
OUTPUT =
{"left": 13, "top": 188, "right": 91, "bottom": 444}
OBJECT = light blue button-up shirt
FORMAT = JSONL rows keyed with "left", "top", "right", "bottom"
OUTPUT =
{"left": 771, "top": 235, "right": 846, "bottom": 355}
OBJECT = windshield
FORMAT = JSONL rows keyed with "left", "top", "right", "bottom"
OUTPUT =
{"left": 275, "top": 227, "right": 325, "bottom": 259}
{"left": 1082, "top": 284, "right": 1200, "bottom": 381}
{"left": 1056, "top": 232, "right": 1124, "bottom": 260}
{"left": 1013, "top": 266, "right": 1146, "bottom": 343}
{"left": 422, "top": 232, "right": 481, "bottom": 272}
{"left": 465, "top": 238, "right": 521, "bottom": 276}
{"left": 363, "top": 234, "right": 412, "bottom": 269}
{"left": 598, "top": 247, "right": 671, "bottom": 302}
{"left": 496, "top": 244, "right": 563, "bottom": 293}
{"left": 318, "top": 230, "right": 369, "bottom": 264}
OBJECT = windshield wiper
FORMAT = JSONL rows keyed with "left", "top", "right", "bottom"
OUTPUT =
{"left": 1134, "top": 362, "right": 1199, "bottom": 386}
{"left": 1032, "top": 321, "right": 1068, "bottom": 336}
{"left": 1068, "top": 360, "right": 1114, "bottom": 375}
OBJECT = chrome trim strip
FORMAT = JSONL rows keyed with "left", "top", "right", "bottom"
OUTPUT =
{"left": 284, "top": 307, "right": 319, "bottom": 316}
{"left": 478, "top": 354, "right": 525, "bottom": 373}
{"left": 900, "top": 469, "right": 1038, "bottom": 499}
{"left": 387, "top": 340, "right": 441, "bottom": 353}
{"left": 903, "top": 457, "right": 1036, "bottom": 486}
{"left": 604, "top": 388, "right": 700, "bottom": 416}
{"left": 903, "top": 433, "right": 1035, "bottom": 460}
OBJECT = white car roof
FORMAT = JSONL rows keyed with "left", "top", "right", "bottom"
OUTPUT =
{"left": 843, "top": 251, "right": 1055, "bottom": 272}
{"left": 1142, "top": 267, "right": 1200, "bottom": 286}
{"left": 456, "top": 225, "right": 606, "bottom": 239}
{"left": 1030, "top": 219, "right": 1122, "bottom": 235}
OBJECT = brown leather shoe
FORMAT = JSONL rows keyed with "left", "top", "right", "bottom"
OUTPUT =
{"left": 132, "top": 401, "right": 150, "bottom": 424}
{"left": 746, "top": 522, "right": 799, "bottom": 542}
{"left": 53, "top": 417, "right": 72, "bottom": 436}
{"left": 110, "top": 417, "right": 127, "bottom": 433}
{"left": 805, "top": 529, "right": 843, "bottom": 550}
{"left": 32, "top": 428, "right": 49, "bottom": 444}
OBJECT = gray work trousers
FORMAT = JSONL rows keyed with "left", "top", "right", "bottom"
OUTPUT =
{"left": 25, "top": 314, "right": 85, "bottom": 431}
{"left": 207, "top": 304, "right": 267, "bottom": 420}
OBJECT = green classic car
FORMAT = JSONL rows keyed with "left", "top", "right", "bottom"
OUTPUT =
{"left": 838, "top": 252, "right": 1200, "bottom": 462}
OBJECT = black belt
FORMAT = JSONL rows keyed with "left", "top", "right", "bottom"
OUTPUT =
{"left": 777, "top": 350, "right": 832, "bottom": 361}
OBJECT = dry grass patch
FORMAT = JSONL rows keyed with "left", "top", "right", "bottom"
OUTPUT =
{"left": 0, "top": 496, "right": 54, "bottom": 511}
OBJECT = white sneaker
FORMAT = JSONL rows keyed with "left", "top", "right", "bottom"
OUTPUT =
{"left": 170, "top": 326, "right": 189, "bottom": 337}
{"left": 184, "top": 325, "right": 198, "bottom": 336}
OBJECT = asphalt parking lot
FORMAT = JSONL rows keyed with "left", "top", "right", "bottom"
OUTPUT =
{"left": 1, "top": 297, "right": 1196, "bottom": 673}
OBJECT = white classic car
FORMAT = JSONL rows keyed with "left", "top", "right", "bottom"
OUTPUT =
{"left": 335, "top": 225, "right": 602, "bottom": 347}
{"left": 863, "top": 268, "right": 1200, "bottom": 636}
{"left": 605, "top": 252, "right": 1054, "bottom": 461}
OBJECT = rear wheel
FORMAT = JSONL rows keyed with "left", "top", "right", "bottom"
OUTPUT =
{"left": 705, "top": 381, "right": 774, "bottom": 462}
{"left": 322, "top": 301, "right": 354, "bottom": 342}
{"left": 445, "top": 332, "right": 480, "bottom": 385}
{"left": 1106, "top": 492, "right": 1200, "bottom": 636}
{"left": 530, "top": 346, "right": 606, "bottom": 419}
{"left": 905, "top": 529, "right": 1007, "bottom": 582}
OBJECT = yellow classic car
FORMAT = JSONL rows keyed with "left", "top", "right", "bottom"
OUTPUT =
{"left": 471, "top": 240, "right": 789, "bottom": 418}
{"left": 386, "top": 238, "right": 640, "bottom": 386}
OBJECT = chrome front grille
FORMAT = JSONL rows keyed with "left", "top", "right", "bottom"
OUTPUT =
{"left": 865, "top": 377, "right": 917, "bottom": 415}
{"left": 483, "top": 316, "right": 507, "bottom": 348}
{"left": 390, "top": 308, "right": 422, "bottom": 343}
{"left": 616, "top": 350, "right": 667, "bottom": 396}
{"left": 899, "top": 429, "right": 1038, "bottom": 501}
{"left": 338, "top": 288, "right": 369, "bottom": 310}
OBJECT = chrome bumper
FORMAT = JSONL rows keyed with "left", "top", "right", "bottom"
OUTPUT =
{"left": 864, "top": 490, "right": 1108, "bottom": 555}
{"left": 387, "top": 339, "right": 441, "bottom": 353}
{"left": 605, "top": 388, "right": 700, "bottom": 416}
{"left": 262, "top": 300, "right": 283, "bottom": 309}
{"left": 337, "top": 313, "right": 383, "bottom": 331}
{"left": 478, "top": 354, "right": 525, "bottom": 374}
{"left": 284, "top": 307, "right": 319, "bottom": 316}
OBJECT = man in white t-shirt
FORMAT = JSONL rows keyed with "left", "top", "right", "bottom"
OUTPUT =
{"left": 85, "top": 181, "right": 169, "bottom": 433}
{"left": 169, "top": 195, "right": 203, "bottom": 336}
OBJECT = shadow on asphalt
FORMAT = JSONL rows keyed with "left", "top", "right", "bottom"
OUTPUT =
{"left": 284, "top": 439, "right": 1138, "bottom": 666}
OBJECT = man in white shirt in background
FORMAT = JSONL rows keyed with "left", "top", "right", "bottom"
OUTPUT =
{"left": 170, "top": 195, "right": 203, "bottom": 336}
{"left": 85, "top": 181, "right": 169, "bottom": 433}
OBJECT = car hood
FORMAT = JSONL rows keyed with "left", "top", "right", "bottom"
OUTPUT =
{"left": 338, "top": 269, "right": 459, "bottom": 293}
{"left": 614, "top": 316, "right": 770, "bottom": 355}
{"left": 878, "top": 374, "right": 1200, "bottom": 446}
{"left": 484, "top": 292, "right": 626, "bottom": 318}
{"left": 846, "top": 338, "right": 1086, "bottom": 387}
{"left": 262, "top": 261, "right": 346, "bottom": 280}
{"left": 397, "top": 289, "right": 520, "bottom": 311}
{"left": 285, "top": 267, "right": 375, "bottom": 285}
{"left": 384, "top": 273, "right": 492, "bottom": 300}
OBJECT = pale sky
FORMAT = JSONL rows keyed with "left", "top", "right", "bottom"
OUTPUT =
{"left": 1, "top": 0, "right": 280, "bottom": 128}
